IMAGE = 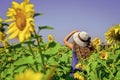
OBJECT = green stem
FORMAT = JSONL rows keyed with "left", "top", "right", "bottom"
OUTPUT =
{"left": 101, "top": 62, "right": 114, "bottom": 78}
{"left": 28, "top": 44, "right": 35, "bottom": 59}
{"left": 34, "top": 30, "right": 46, "bottom": 74}
{"left": 28, "top": 44, "right": 38, "bottom": 71}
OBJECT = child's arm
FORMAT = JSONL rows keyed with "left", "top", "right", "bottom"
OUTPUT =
{"left": 63, "top": 30, "right": 79, "bottom": 49}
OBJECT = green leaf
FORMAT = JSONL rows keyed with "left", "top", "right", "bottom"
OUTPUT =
{"left": 45, "top": 42, "right": 61, "bottom": 55}
{"left": 2, "top": 23, "right": 9, "bottom": 26}
{"left": 32, "top": 34, "right": 42, "bottom": 39}
{"left": 114, "top": 51, "right": 120, "bottom": 63}
{"left": 91, "top": 61, "right": 98, "bottom": 70}
{"left": 0, "top": 27, "right": 5, "bottom": 32}
{"left": 24, "top": 40, "right": 35, "bottom": 45}
{"left": 33, "top": 13, "right": 44, "bottom": 17}
{"left": 89, "top": 71, "right": 98, "bottom": 80}
{"left": 14, "top": 65, "right": 26, "bottom": 73}
{"left": 85, "top": 65, "right": 91, "bottom": 74}
{"left": 59, "top": 54, "right": 69, "bottom": 63}
{"left": 115, "top": 71, "right": 120, "bottom": 80}
{"left": 38, "top": 26, "right": 54, "bottom": 31}
{"left": 47, "top": 57, "right": 58, "bottom": 65}
{"left": 1, "top": 65, "right": 14, "bottom": 79}
{"left": 14, "top": 56, "right": 35, "bottom": 66}
{"left": 8, "top": 43, "right": 22, "bottom": 49}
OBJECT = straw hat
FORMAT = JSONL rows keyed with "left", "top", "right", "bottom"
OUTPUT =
{"left": 72, "top": 31, "right": 90, "bottom": 47}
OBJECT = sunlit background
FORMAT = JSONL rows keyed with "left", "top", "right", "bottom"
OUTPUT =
{"left": 0, "top": 0, "right": 120, "bottom": 45}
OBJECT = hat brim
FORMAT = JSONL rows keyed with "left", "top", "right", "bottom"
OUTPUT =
{"left": 73, "top": 32, "right": 88, "bottom": 47}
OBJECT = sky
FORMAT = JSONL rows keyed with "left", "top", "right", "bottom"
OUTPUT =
{"left": 0, "top": 0, "right": 120, "bottom": 45}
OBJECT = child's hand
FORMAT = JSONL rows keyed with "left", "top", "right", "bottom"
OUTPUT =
{"left": 71, "top": 30, "right": 79, "bottom": 34}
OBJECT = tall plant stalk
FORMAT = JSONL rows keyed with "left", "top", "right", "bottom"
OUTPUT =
{"left": 28, "top": 43, "right": 39, "bottom": 71}
{"left": 33, "top": 29, "right": 46, "bottom": 74}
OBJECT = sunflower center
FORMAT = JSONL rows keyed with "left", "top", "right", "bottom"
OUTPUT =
{"left": 15, "top": 8, "right": 26, "bottom": 31}
{"left": 114, "top": 33, "right": 120, "bottom": 41}
{"left": 101, "top": 53, "right": 105, "bottom": 58}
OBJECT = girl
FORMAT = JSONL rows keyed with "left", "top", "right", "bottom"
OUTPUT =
{"left": 63, "top": 30, "right": 94, "bottom": 76}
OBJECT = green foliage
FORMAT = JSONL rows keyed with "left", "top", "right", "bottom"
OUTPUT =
{"left": 0, "top": 40, "right": 72, "bottom": 80}
{"left": 38, "top": 26, "right": 54, "bottom": 31}
{"left": 1, "top": 35, "right": 120, "bottom": 80}
{"left": 1, "top": 20, "right": 120, "bottom": 80}
{"left": 76, "top": 49, "right": 120, "bottom": 80}
{"left": 1, "top": 39, "right": 120, "bottom": 80}
{"left": 33, "top": 13, "right": 44, "bottom": 17}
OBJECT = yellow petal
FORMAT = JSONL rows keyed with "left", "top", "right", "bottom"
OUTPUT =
{"left": 8, "top": 30, "right": 19, "bottom": 39}
{"left": 29, "top": 26, "right": 34, "bottom": 32}
{"left": 22, "top": 24, "right": 29, "bottom": 34}
{"left": 19, "top": 31, "right": 25, "bottom": 42}
{"left": 25, "top": 31, "right": 31, "bottom": 39}
{"left": 21, "top": 0, "right": 30, "bottom": 9}
{"left": 22, "top": 0, "right": 30, "bottom": 5}
{"left": 24, "top": 0, "right": 30, "bottom": 4}
{"left": 8, "top": 8, "right": 15, "bottom": 12}
{"left": 34, "top": 73, "right": 42, "bottom": 80}
{"left": 115, "top": 28, "right": 119, "bottom": 34}
{"left": 25, "top": 8, "right": 34, "bottom": 14}
{"left": 27, "top": 17, "right": 34, "bottom": 22}
{"left": 7, "top": 22, "right": 15, "bottom": 29}
{"left": 7, "top": 11, "right": 16, "bottom": 17}
{"left": 6, "top": 23, "right": 17, "bottom": 34}
{"left": 6, "top": 13, "right": 13, "bottom": 17}
{"left": 0, "top": 18, "right": 3, "bottom": 23}
{"left": 12, "top": 1, "right": 20, "bottom": 9}
{"left": 26, "top": 4, "right": 34, "bottom": 9}
{"left": 7, "top": 8, "right": 16, "bottom": 15}
{"left": 5, "top": 18, "right": 15, "bottom": 22}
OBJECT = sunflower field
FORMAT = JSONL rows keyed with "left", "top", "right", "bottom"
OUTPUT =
{"left": 1, "top": 0, "right": 120, "bottom": 80}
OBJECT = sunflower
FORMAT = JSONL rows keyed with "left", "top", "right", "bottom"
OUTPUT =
{"left": 75, "top": 63, "right": 85, "bottom": 70}
{"left": 0, "top": 31, "right": 8, "bottom": 47}
{"left": 105, "top": 24, "right": 120, "bottom": 47}
{"left": 92, "top": 37, "right": 101, "bottom": 51}
{"left": 92, "top": 37, "right": 101, "bottom": 47}
{"left": 73, "top": 72, "right": 85, "bottom": 80}
{"left": 0, "top": 18, "right": 9, "bottom": 47}
{"left": 6, "top": 0, "right": 35, "bottom": 42}
{"left": 0, "top": 32, "right": 5, "bottom": 41}
{"left": 48, "top": 34, "right": 54, "bottom": 42}
{"left": 0, "top": 18, "right": 3, "bottom": 29}
{"left": 0, "top": 18, "right": 3, "bottom": 24}
{"left": 100, "top": 50, "right": 108, "bottom": 60}
{"left": 14, "top": 69, "right": 43, "bottom": 80}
